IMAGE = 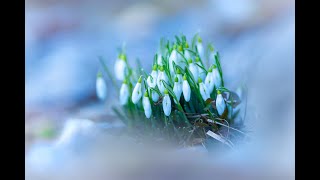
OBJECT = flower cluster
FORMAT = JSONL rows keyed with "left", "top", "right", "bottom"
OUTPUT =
{"left": 98, "top": 34, "right": 243, "bottom": 145}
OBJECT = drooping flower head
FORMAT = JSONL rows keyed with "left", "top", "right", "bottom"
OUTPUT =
{"left": 173, "top": 76, "right": 182, "bottom": 104}
{"left": 216, "top": 90, "right": 226, "bottom": 116}
{"left": 120, "top": 79, "right": 129, "bottom": 105}
{"left": 132, "top": 76, "right": 143, "bottom": 104}
{"left": 199, "top": 77, "right": 210, "bottom": 101}
{"left": 143, "top": 91, "right": 152, "bottom": 118}
{"left": 182, "top": 74, "right": 191, "bottom": 102}
{"left": 96, "top": 72, "right": 107, "bottom": 101}
{"left": 114, "top": 53, "right": 127, "bottom": 81}
{"left": 163, "top": 89, "right": 172, "bottom": 116}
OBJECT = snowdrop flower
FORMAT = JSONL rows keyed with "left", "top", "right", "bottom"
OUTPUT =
{"left": 173, "top": 76, "right": 182, "bottom": 104}
{"left": 96, "top": 72, "right": 107, "bottom": 101}
{"left": 143, "top": 91, "right": 152, "bottom": 118}
{"left": 132, "top": 76, "right": 142, "bottom": 104}
{"left": 119, "top": 79, "right": 129, "bottom": 105}
{"left": 150, "top": 64, "right": 158, "bottom": 81}
{"left": 196, "top": 36, "right": 204, "bottom": 60}
{"left": 212, "top": 65, "right": 222, "bottom": 88}
{"left": 182, "top": 74, "right": 191, "bottom": 102}
{"left": 205, "top": 66, "right": 214, "bottom": 94}
{"left": 216, "top": 90, "right": 226, "bottom": 116}
{"left": 169, "top": 45, "right": 180, "bottom": 74}
{"left": 188, "top": 59, "right": 198, "bottom": 81}
{"left": 163, "top": 89, "right": 171, "bottom": 116}
{"left": 196, "top": 56, "right": 206, "bottom": 81}
{"left": 147, "top": 75, "right": 159, "bottom": 102}
{"left": 157, "top": 66, "right": 169, "bottom": 94}
{"left": 208, "top": 45, "right": 217, "bottom": 66}
{"left": 114, "top": 53, "right": 127, "bottom": 80}
{"left": 199, "top": 78, "right": 210, "bottom": 101}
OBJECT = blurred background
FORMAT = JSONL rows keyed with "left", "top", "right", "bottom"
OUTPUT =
{"left": 25, "top": 0, "right": 294, "bottom": 179}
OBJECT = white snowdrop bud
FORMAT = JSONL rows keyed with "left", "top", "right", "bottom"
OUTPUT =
{"left": 216, "top": 90, "right": 226, "bottom": 116}
{"left": 188, "top": 59, "right": 198, "bottom": 81}
{"left": 212, "top": 65, "right": 222, "bottom": 88}
{"left": 157, "top": 66, "right": 168, "bottom": 94}
{"left": 199, "top": 78, "right": 210, "bottom": 101}
{"left": 119, "top": 79, "right": 129, "bottom": 105}
{"left": 173, "top": 76, "right": 182, "bottom": 104}
{"left": 143, "top": 91, "right": 152, "bottom": 118}
{"left": 205, "top": 66, "right": 214, "bottom": 94}
{"left": 132, "top": 77, "right": 142, "bottom": 104}
{"left": 196, "top": 36, "right": 204, "bottom": 60}
{"left": 114, "top": 54, "right": 127, "bottom": 81}
{"left": 182, "top": 74, "right": 191, "bottom": 102}
{"left": 96, "top": 72, "right": 107, "bottom": 101}
{"left": 162, "top": 89, "right": 172, "bottom": 116}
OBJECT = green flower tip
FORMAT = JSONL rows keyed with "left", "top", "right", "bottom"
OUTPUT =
{"left": 188, "top": 59, "right": 193, "bottom": 64}
{"left": 208, "top": 67, "right": 213, "bottom": 72}
{"left": 195, "top": 56, "right": 200, "bottom": 62}
{"left": 198, "top": 77, "right": 202, "bottom": 83}
{"left": 152, "top": 64, "right": 157, "bottom": 71}
{"left": 174, "top": 76, "right": 179, "bottom": 82}
{"left": 119, "top": 53, "right": 127, "bottom": 61}
{"left": 217, "top": 90, "right": 221, "bottom": 94}
{"left": 197, "top": 37, "right": 202, "bottom": 43}
{"left": 164, "top": 89, "right": 169, "bottom": 95}
{"left": 183, "top": 74, "right": 187, "bottom": 80}
{"left": 160, "top": 66, "right": 164, "bottom": 71}
{"left": 212, "top": 64, "right": 217, "bottom": 69}
{"left": 176, "top": 68, "right": 181, "bottom": 74}
{"left": 97, "top": 72, "right": 102, "bottom": 78}
{"left": 178, "top": 45, "right": 183, "bottom": 52}
{"left": 144, "top": 91, "right": 148, "bottom": 97}
{"left": 209, "top": 45, "right": 214, "bottom": 52}
{"left": 185, "top": 42, "right": 189, "bottom": 48}
{"left": 123, "top": 79, "right": 128, "bottom": 84}
{"left": 173, "top": 44, "right": 177, "bottom": 50}
{"left": 138, "top": 76, "right": 142, "bottom": 83}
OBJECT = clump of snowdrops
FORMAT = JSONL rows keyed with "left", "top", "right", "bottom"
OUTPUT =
{"left": 97, "top": 34, "right": 246, "bottom": 147}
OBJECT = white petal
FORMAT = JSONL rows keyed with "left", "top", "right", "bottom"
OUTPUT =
{"left": 163, "top": 95, "right": 172, "bottom": 116}
{"left": 197, "top": 42, "right": 204, "bottom": 60}
{"left": 169, "top": 50, "right": 178, "bottom": 74}
{"left": 205, "top": 72, "right": 214, "bottom": 93}
{"left": 177, "top": 74, "right": 183, "bottom": 84}
{"left": 147, "top": 76, "right": 157, "bottom": 88}
{"left": 200, "top": 83, "right": 210, "bottom": 101}
{"left": 119, "top": 83, "right": 129, "bottom": 105}
{"left": 212, "top": 69, "right": 222, "bottom": 88}
{"left": 182, "top": 80, "right": 191, "bottom": 102}
{"left": 189, "top": 63, "right": 198, "bottom": 80}
{"left": 143, "top": 96, "right": 152, "bottom": 118}
{"left": 114, "top": 59, "right": 126, "bottom": 80}
{"left": 184, "top": 50, "right": 192, "bottom": 60}
{"left": 216, "top": 94, "right": 226, "bottom": 116}
{"left": 173, "top": 82, "right": 182, "bottom": 104}
{"left": 96, "top": 77, "right": 107, "bottom": 100}
{"left": 151, "top": 91, "right": 159, "bottom": 102}
{"left": 132, "top": 83, "right": 142, "bottom": 104}
{"left": 151, "top": 70, "right": 158, "bottom": 81}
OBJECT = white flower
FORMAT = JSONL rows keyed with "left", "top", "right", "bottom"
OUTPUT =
{"left": 216, "top": 90, "right": 226, "bottom": 116}
{"left": 151, "top": 65, "right": 158, "bottom": 82}
{"left": 147, "top": 74, "right": 159, "bottom": 102}
{"left": 114, "top": 54, "right": 127, "bottom": 80}
{"left": 169, "top": 47, "right": 178, "bottom": 74}
{"left": 163, "top": 89, "right": 171, "bottom": 116}
{"left": 132, "top": 77, "right": 142, "bottom": 104}
{"left": 196, "top": 37, "right": 204, "bottom": 60}
{"left": 157, "top": 66, "right": 169, "bottom": 94}
{"left": 212, "top": 66, "right": 222, "bottom": 88}
{"left": 199, "top": 78, "right": 210, "bottom": 101}
{"left": 196, "top": 57, "right": 206, "bottom": 81}
{"left": 119, "top": 80, "right": 129, "bottom": 105}
{"left": 157, "top": 54, "right": 163, "bottom": 66}
{"left": 205, "top": 67, "right": 214, "bottom": 94}
{"left": 147, "top": 75, "right": 157, "bottom": 88}
{"left": 96, "top": 73, "right": 107, "bottom": 101}
{"left": 151, "top": 89, "right": 159, "bottom": 102}
{"left": 182, "top": 74, "right": 191, "bottom": 102}
{"left": 143, "top": 91, "right": 152, "bottom": 118}
{"left": 188, "top": 59, "right": 198, "bottom": 81}
{"left": 173, "top": 77, "right": 182, "bottom": 104}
